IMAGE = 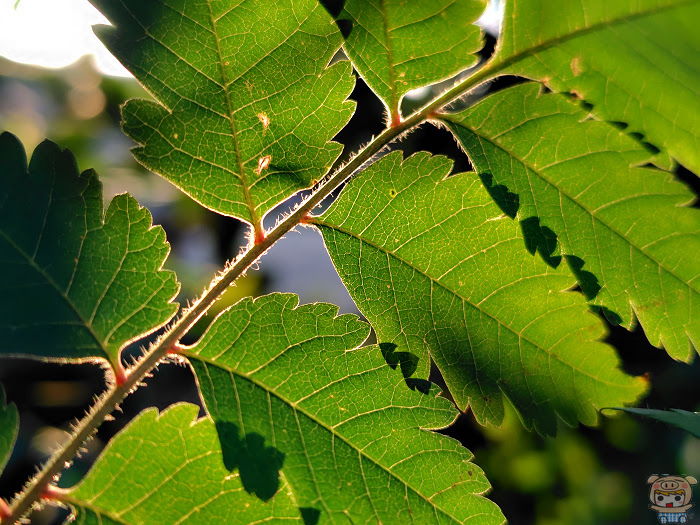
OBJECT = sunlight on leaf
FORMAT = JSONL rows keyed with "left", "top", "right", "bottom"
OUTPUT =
{"left": 336, "top": 0, "right": 486, "bottom": 120}
{"left": 89, "top": 0, "right": 355, "bottom": 231}
{"left": 317, "top": 151, "right": 646, "bottom": 436}
{"left": 66, "top": 404, "right": 302, "bottom": 524}
{"left": 442, "top": 83, "right": 700, "bottom": 361}
{"left": 185, "top": 293, "right": 503, "bottom": 524}
{"left": 494, "top": 0, "right": 700, "bottom": 173}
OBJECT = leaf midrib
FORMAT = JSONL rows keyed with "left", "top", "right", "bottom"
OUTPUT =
{"left": 186, "top": 351, "right": 466, "bottom": 523}
{"left": 377, "top": 0, "right": 398, "bottom": 116}
{"left": 315, "top": 221, "right": 636, "bottom": 389}
{"left": 447, "top": 116, "right": 700, "bottom": 299}
{"left": 205, "top": 0, "right": 260, "bottom": 228}
{"left": 0, "top": 228, "right": 106, "bottom": 358}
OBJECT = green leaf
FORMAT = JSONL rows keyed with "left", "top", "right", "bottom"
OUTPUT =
{"left": 316, "top": 151, "right": 646, "bottom": 435}
{"left": 185, "top": 293, "right": 503, "bottom": 524}
{"left": 493, "top": 0, "right": 700, "bottom": 173}
{"left": 441, "top": 83, "right": 700, "bottom": 361}
{"left": 336, "top": 0, "right": 486, "bottom": 120}
{"left": 66, "top": 404, "right": 303, "bottom": 524}
{"left": 0, "top": 132, "right": 179, "bottom": 367}
{"left": 90, "top": 0, "right": 355, "bottom": 230}
{"left": 0, "top": 385, "right": 18, "bottom": 475}
{"left": 608, "top": 407, "right": 700, "bottom": 438}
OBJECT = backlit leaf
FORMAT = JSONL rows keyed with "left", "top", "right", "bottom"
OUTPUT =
{"left": 185, "top": 293, "right": 503, "bottom": 524}
{"left": 493, "top": 0, "right": 700, "bottom": 173}
{"left": 0, "top": 132, "right": 179, "bottom": 367}
{"left": 316, "top": 151, "right": 646, "bottom": 435}
{"left": 90, "top": 0, "right": 355, "bottom": 230}
{"left": 442, "top": 83, "right": 700, "bottom": 360}
{"left": 66, "top": 404, "right": 302, "bottom": 524}
{"left": 336, "top": 0, "right": 486, "bottom": 120}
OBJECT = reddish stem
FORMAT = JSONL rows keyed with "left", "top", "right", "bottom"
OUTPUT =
{"left": 253, "top": 221, "right": 266, "bottom": 245}
{"left": 114, "top": 361, "right": 128, "bottom": 387}
{"left": 0, "top": 498, "right": 11, "bottom": 520}
{"left": 167, "top": 343, "right": 185, "bottom": 355}
{"left": 39, "top": 485, "right": 63, "bottom": 502}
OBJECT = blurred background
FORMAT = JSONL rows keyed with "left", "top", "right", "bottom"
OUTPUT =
{"left": 0, "top": 0, "right": 698, "bottom": 523}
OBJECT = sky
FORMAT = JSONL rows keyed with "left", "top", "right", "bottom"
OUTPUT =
{"left": 0, "top": 0, "right": 501, "bottom": 78}
{"left": 0, "top": 0, "right": 131, "bottom": 77}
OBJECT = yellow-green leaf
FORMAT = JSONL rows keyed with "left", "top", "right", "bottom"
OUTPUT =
{"left": 316, "top": 151, "right": 646, "bottom": 435}
{"left": 337, "top": 0, "right": 486, "bottom": 120}
{"left": 186, "top": 293, "right": 503, "bottom": 524}
{"left": 90, "top": 0, "right": 355, "bottom": 230}
{"left": 66, "top": 404, "right": 303, "bottom": 524}
{"left": 493, "top": 0, "right": 700, "bottom": 173}
{"left": 442, "top": 83, "right": 700, "bottom": 360}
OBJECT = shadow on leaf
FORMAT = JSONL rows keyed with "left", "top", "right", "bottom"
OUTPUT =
{"left": 379, "top": 342, "right": 432, "bottom": 394}
{"left": 479, "top": 172, "right": 519, "bottom": 219}
{"left": 215, "top": 421, "right": 285, "bottom": 502}
{"left": 478, "top": 173, "right": 629, "bottom": 325}
{"left": 300, "top": 507, "right": 321, "bottom": 525}
{"left": 318, "top": 0, "right": 353, "bottom": 38}
{"left": 520, "top": 217, "right": 562, "bottom": 268}
{"left": 565, "top": 255, "right": 601, "bottom": 301}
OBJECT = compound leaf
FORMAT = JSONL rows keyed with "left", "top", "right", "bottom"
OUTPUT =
{"left": 442, "top": 83, "right": 700, "bottom": 361}
{"left": 0, "top": 132, "right": 179, "bottom": 368}
{"left": 90, "top": 0, "right": 355, "bottom": 231}
{"left": 336, "top": 0, "right": 486, "bottom": 121}
{"left": 609, "top": 407, "right": 700, "bottom": 438}
{"left": 316, "top": 151, "right": 646, "bottom": 436}
{"left": 185, "top": 293, "right": 503, "bottom": 524}
{"left": 65, "top": 404, "right": 303, "bottom": 524}
{"left": 494, "top": 0, "right": 700, "bottom": 173}
{"left": 0, "top": 385, "right": 18, "bottom": 476}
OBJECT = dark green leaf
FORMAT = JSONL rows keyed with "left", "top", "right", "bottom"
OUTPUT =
{"left": 442, "top": 83, "right": 700, "bottom": 361}
{"left": 66, "top": 404, "right": 303, "bottom": 524}
{"left": 186, "top": 293, "right": 503, "bottom": 524}
{"left": 316, "top": 151, "right": 646, "bottom": 435}
{"left": 494, "top": 0, "right": 700, "bottom": 173}
{"left": 609, "top": 407, "right": 700, "bottom": 438}
{"left": 0, "top": 385, "right": 18, "bottom": 475}
{"left": 90, "top": 0, "right": 355, "bottom": 229}
{"left": 337, "top": 0, "right": 486, "bottom": 120}
{"left": 0, "top": 132, "right": 179, "bottom": 367}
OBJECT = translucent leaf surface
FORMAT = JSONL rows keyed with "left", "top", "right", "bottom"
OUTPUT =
{"left": 610, "top": 407, "right": 700, "bottom": 438}
{"left": 336, "top": 0, "right": 485, "bottom": 120}
{"left": 442, "top": 83, "right": 700, "bottom": 361}
{"left": 90, "top": 0, "right": 355, "bottom": 230}
{"left": 66, "top": 404, "right": 303, "bottom": 524}
{"left": 0, "top": 132, "right": 179, "bottom": 367}
{"left": 316, "top": 151, "right": 646, "bottom": 435}
{"left": 0, "top": 385, "right": 18, "bottom": 475}
{"left": 186, "top": 293, "right": 503, "bottom": 524}
{"left": 494, "top": 0, "right": 700, "bottom": 173}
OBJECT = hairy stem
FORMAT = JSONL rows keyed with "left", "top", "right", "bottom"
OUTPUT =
{"left": 3, "top": 57, "right": 503, "bottom": 524}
